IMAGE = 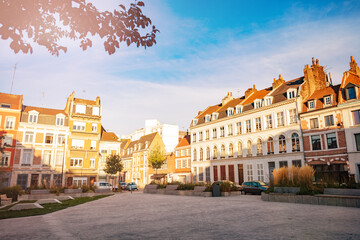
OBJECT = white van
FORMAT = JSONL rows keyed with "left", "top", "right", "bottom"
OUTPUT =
{"left": 93, "top": 182, "right": 112, "bottom": 190}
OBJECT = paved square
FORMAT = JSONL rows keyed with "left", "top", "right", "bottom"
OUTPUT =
{"left": 1, "top": 192, "right": 360, "bottom": 239}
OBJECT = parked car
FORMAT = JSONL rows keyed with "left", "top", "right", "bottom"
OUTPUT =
{"left": 126, "top": 182, "right": 138, "bottom": 191}
{"left": 241, "top": 181, "right": 268, "bottom": 195}
{"left": 119, "top": 182, "right": 128, "bottom": 190}
{"left": 93, "top": 182, "right": 113, "bottom": 190}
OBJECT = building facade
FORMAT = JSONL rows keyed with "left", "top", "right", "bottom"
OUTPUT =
{"left": 173, "top": 134, "right": 192, "bottom": 183}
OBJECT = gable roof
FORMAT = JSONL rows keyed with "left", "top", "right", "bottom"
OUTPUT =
{"left": 22, "top": 105, "right": 67, "bottom": 116}
{"left": 270, "top": 77, "right": 304, "bottom": 104}
{"left": 0, "top": 92, "right": 22, "bottom": 110}
{"left": 306, "top": 85, "right": 340, "bottom": 101}
{"left": 101, "top": 131, "right": 119, "bottom": 142}
{"left": 176, "top": 135, "right": 190, "bottom": 148}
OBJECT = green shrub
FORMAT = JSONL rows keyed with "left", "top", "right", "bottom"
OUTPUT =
{"left": 81, "top": 185, "right": 90, "bottom": 193}
{"left": 49, "top": 186, "right": 65, "bottom": 195}
{"left": 177, "top": 183, "right": 195, "bottom": 190}
{"left": 0, "top": 185, "right": 23, "bottom": 201}
{"left": 220, "top": 181, "right": 232, "bottom": 192}
{"left": 157, "top": 184, "right": 166, "bottom": 189}
{"left": 90, "top": 185, "right": 98, "bottom": 192}
{"left": 204, "top": 182, "right": 212, "bottom": 192}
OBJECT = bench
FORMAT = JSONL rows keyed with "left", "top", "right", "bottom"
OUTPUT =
{"left": 143, "top": 184, "right": 158, "bottom": 193}
{"left": 30, "top": 189, "right": 50, "bottom": 195}
{"left": 1, "top": 194, "right": 12, "bottom": 206}
{"left": 193, "top": 186, "right": 206, "bottom": 192}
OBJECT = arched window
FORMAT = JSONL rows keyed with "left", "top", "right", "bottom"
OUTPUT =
{"left": 206, "top": 147, "right": 210, "bottom": 160}
{"left": 221, "top": 145, "right": 225, "bottom": 158}
{"left": 213, "top": 146, "right": 218, "bottom": 159}
{"left": 193, "top": 149, "right": 197, "bottom": 161}
{"left": 279, "top": 135, "right": 286, "bottom": 153}
{"left": 238, "top": 141, "right": 243, "bottom": 157}
{"left": 247, "top": 140, "right": 252, "bottom": 157}
{"left": 257, "top": 139, "right": 263, "bottom": 155}
{"left": 292, "top": 133, "right": 300, "bottom": 152}
{"left": 267, "top": 137, "right": 274, "bottom": 154}
{"left": 229, "top": 143, "right": 233, "bottom": 157}
{"left": 199, "top": 148, "right": 203, "bottom": 161}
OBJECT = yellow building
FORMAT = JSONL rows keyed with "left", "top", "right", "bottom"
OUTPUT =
{"left": 64, "top": 92, "right": 101, "bottom": 186}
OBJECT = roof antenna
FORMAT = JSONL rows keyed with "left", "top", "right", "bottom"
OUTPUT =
{"left": 42, "top": 91, "right": 45, "bottom": 107}
{"left": 82, "top": 89, "right": 86, "bottom": 99}
{"left": 328, "top": 73, "right": 333, "bottom": 86}
{"left": 237, "top": 88, "right": 241, "bottom": 98}
{"left": 10, "top": 63, "right": 17, "bottom": 94}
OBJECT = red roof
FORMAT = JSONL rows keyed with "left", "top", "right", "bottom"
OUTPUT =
{"left": 176, "top": 135, "right": 190, "bottom": 148}
{"left": 0, "top": 92, "right": 22, "bottom": 110}
{"left": 22, "top": 105, "right": 66, "bottom": 115}
{"left": 101, "top": 132, "right": 119, "bottom": 142}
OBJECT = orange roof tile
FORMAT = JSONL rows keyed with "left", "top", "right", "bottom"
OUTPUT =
{"left": 241, "top": 89, "right": 271, "bottom": 105}
{"left": 101, "top": 132, "right": 119, "bottom": 142}
{"left": 306, "top": 85, "right": 339, "bottom": 101}
{"left": 22, "top": 105, "right": 66, "bottom": 115}
{"left": 176, "top": 135, "right": 190, "bottom": 148}
{"left": 343, "top": 71, "right": 360, "bottom": 87}
{"left": 0, "top": 92, "right": 22, "bottom": 110}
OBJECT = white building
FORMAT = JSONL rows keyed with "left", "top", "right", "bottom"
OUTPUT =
{"left": 122, "top": 119, "right": 179, "bottom": 153}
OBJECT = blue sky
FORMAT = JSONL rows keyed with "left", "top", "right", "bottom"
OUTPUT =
{"left": 0, "top": 0, "right": 360, "bottom": 135}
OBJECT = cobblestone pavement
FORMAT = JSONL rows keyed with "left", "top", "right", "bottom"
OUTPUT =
{"left": 1, "top": 192, "right": 360, "bottom": 240}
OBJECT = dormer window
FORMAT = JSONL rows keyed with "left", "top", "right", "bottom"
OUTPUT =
{"left": 287, "top": 89, "right": 297, "bottom": 99}
{"left": 263, "top": 97, "right": 272, "bottom": 106}
{"left": 308, "top": 100, "right": 315, "bottom": 110}
{"left": 28, "top": 111, "right": 39, "bottom": 123}
{"left": 92, "top": 106, "right": 100, "bottom": 116}
{"left": 212, "top": 113, "right": 218, "bottom": 120}
{"left": 205, "top": 114, "right": 211, "bottom": 122}
{"left": 227, "top": 108, "right": 234, "bottom": 116}
{"left": 56, "top": 114, "right": 65, "bottom": 126}
{"left": 346, "top": 87, "right": 356, "bottom": 100}
{"left": 236, "top": 105, "right": 242, "bottom": 114}
{"left": 193, "top": 119, "right": 198, "bottom": 126}
{"left": 1, "top": 103, "right": 11, "bottom": 108}
{"left": 254, "top": 100, "right": 261, "bottom": 109}
{"left": 145, "top": 141, "right": 149, "bottom": 148}
{"left": 75, "top": 105, "right": 86, "bottom": 114}
{"left": 324, "top": 95, "right": 332, "bottom": 106}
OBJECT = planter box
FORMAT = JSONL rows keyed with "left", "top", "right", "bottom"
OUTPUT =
{"left": 261, "top": 192, "right": 269, "bottom": 201}
{"left": 94, "top": 189, "right": 112, "bottom": 193}
{"left": 274, "top": 187, "right": 300, "bottom": 194}
{"left": 324, "top": 188, "right": 360, "bottom": 196}
{"left": 64, "top": 189, "right": 82, "bottom": 194}
{"left": 30, "top": 189, "right": 50, "bottom": 195}
{"left": 221, "top": 192, "right": 231, "bottom": 197}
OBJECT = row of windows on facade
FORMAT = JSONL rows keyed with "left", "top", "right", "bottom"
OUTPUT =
{"left": 72, "top": 122, "right": 98, "bottom": 132}
{"left": 307, "top": 95, "right": 332, "bottom": 110}
{"left": 16, "top": 149, "right": 65, "bottom": 167}
{"left": 175, "top": 158, "right": 191, "bottom": 169}
{"left": 175, "top": 149, "right": 190, "bottom": 157}
{"left": 74, "top": 104, "right": 100, "bottom": 116}
{"left": 22, "top": 132, "right": 66, "bottom": 145}
{"left": 27, "top": 113, "right": 66, "bottom": 126}
{"left": 16, "top": 174, "right": 64, "bottom": 189}
{"left": 308, "top": 114, "right": 339, "bottom": 129}
{"left": 192, "top": 133, "right": 301, "bottom": 160}
{"left": 310, "top": 132, "right": 340, "bottom": 151}
{"left": 125, "top": 142, "right": 150, "bottom": 155}
{"left": 193, "top": 109, "right": 298, "bottom": 142}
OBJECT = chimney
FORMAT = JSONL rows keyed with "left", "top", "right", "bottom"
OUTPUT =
{"left": 222, "top": 91, "right": 234, "bottom": 105}
{"left": 244, "top": 85, "right": 257, "bottom": 98}
{"left": 349, "top": 56, "right": 360, "bottom": 75}
{"left": 301, "top": 58, "right": 327, "bottom": 100}
{"left": 96, "top": 96, "right": 101, "bottom": 105}
{"left": 272, "top": 74, "right": 285, "bottom": 89}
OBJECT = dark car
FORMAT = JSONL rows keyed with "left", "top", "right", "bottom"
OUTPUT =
{"left": 119, "top": 182, "right": 127, "bottom": 190}
{"left": 241, "top": 181, "right": 268, "bottom": 195}
{"left": 126, "top": 182, "right": 138, "bottom": 191}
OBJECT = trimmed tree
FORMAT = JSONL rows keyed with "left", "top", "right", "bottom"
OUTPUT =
{"left": 148, "top": 146, "right": 167, "bottom": 182}
{"left": 103, "top": 154, "right": 123, "bottom": 189}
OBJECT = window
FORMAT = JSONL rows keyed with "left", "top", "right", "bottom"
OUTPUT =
{"left": 257, "top": 139, "right": 263, "bottom": 155}
{"left": 292, "top": 133, "right": 300, "bottom": 152}
{"left": 308, "top": 100, "right": 315, "bottom": 109}
{"left": 346, "top": 87, "right": 356, "bottom": 100}
{"left": 193, "top": 167, "right": 197, "bottom": 182}
{"left": 17, "top": 174, "right": 28, "bottom": 189}
{"left": 326, "top": 133, "right": 337, "bottom": 149}
{"left": 199, "top": 167, "right": 204, "bottom": 181}
{"left": 75, "top": 105, "right": 86, "bottom": 114}
{"left": 212, "top": 113, "right": 218, "bottom": 120}
{"left": 43, "top": 150, "right": 51, "bottom": 165}
{"left": 266, "top": 115, "right": 272, "bottom": 129}
{"left": 220, "top": 127, "right": 225, "bottom": 137}
{"left": 287, "top": 90, "right": 296, "bottom": 99}
{"left": 92, "top": 123, "right": 97, "bottom": 132}
{"left": 206, "top": 147, "right": 210, "bottom": 160}
{"left": 45, "top": 133, "right": 54, "bottom": 144}
{"left": 279, "top": 135, "right": 286, "bottom": 153}
{"left": 91, "top": 141, "right": 96, "bottom": 150}
{"left": 238, "top": 142, "right": 242, "bottom": 157}
{"left": 289, "top": 109, "right": 297, "bottom": 124}
{"left": 22, "top": 149, "right": 32, "bottom": 165}
{"left": 310, "top": 118, "right": 319, "bottom": 129}
{"left": 255, "top": 117, "right": 261, "bottom": 131}
{"left": 70, "top": 158, "right": 83, "bottom": 167}
{"left": 193, "top": 149, "right": 197, "bottom": 161}
{"left": 247, "top": 164, "right": 253, "bottom": 181}
{"left": 92, "top": 106, "right": 100, "bottom": 116}
{"left": 181, "top": 150, "right": 185, "bottom": 156}
{"left": 0, "top": 153, "right": 9, "bottom": 166}
{"left": 28, "top": 113, "right": 38, "bottom": 123}
{"left": 228, "top": 124, "right": 233, "bottom": 136}
{"left": 192, "top": 133, "right": 196, "bottom": 143}
{"left": 199, "top": 148, "right": 203, "bottom": 161}
{"left": 292, "top": 160, "right": 302, "bottom": 167}
{"left": 246, "top": 120, "right": 251, "bottom": 133}
{"left": 186, "top": 149, "right": 190, "bottom": 156}
{"left": 206, "top": 167, "right": 211, "bottom": 182}
{"left": 90, "top": 159, "right": 95, "bottom": 168}
{"left": 55, "top": 151, "right": 64, "bottom": 166}
{"left": 205, "top": 115, "right": 211, "bottom": 122}
{"left": 229, "top": 143, "right": 233, "bottom": 157}
{"left": 212, "top": 128, "right": 217, "bottom": 138}
{"left": 311, "top": 135, "right": 321, "bottom": 150}
{"left": 73, "top": 121, "right": 86, "bottom": 131}
{"left": 176, "top": 160, "right": 181, "bottom": 169}
{"left": 254, "top": 100, "right": 261, "bottom": 109}
{"left": 71, "top": 139, "right": 84, "bottom": 149}
{"left": 236, "top": 106, "right": 242, "bottom": 114}
{"left": 227, "top": 108, "right": 234, "bottom": 116}
{"left": 5, "top": 117, "right": 15, "bottom": 129}
{"left": 279, "top": 161, "right": 288, "bottom": 168}
{"left": 56, "top": 116, "right": 64, "bottom": 126}
{"left": 199, "top": 132, "right": 203, "bottom": 141}
{"left": 324, "top": 96, "right": 332, "bottom": 106}
{"left": 24, "top": 132, "right": 34, "bottom": 143}
{"left": 213, "top": 146, "right": 218, "bottom": 159}
{"left": 220, "top": 145, "right": 225, "bottom": 158}
{"left": 247, "top": 140, "right": 252, "bottom": 157}
{"left": 205, "top": 130, "right": 209, "bottom": 140}
{"left": 325, "top": 115, "right": 334, "bottom": 127}
{"left": 257, "top": 164, "right": 264, "bottom": 182}
{"left": 277, "top": 112, "right": 284, "bottom": 127}
{"left": 355, "top": 134, "right": 360, "bottom": 151}
{"left": 57, "top": 135, "right": 65, "bottom": 145}
{"left": 182, "top": 158, "right": 186, "bottom": 168}
{"left": 73, "top": 177, "right": 86, "bottom": 186}
{"left": 352, "top": 110, "right": 360, "bottom": 125}
{"left": 1, "top": 103, "right": 11, "bottom": 108}
{"left": 267, "top": 137, "right": 274, "bottom": 154}
{"left": 101, "top": 149, "right": 108, "bottom": 161}
{"left": 187, "top": 159, "right": 191, "bottom": 168}
{"left": 193, "top": 119, "right": 198, "bottom": 126}
{"left": 175, "top": 151, "right": 179, "bottom": 157}
{"left": 265, "top": 98, "right": 272, "bottom": 106}
{"left": 3, "top": 135, "right": 12, "bottom": 147}
{"left": 236, "top": 122, "right": 242, "bottom": 135}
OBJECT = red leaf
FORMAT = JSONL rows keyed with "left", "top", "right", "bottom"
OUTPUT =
{"left": 137, "top": 1, "right": 145, "bottom": 7}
